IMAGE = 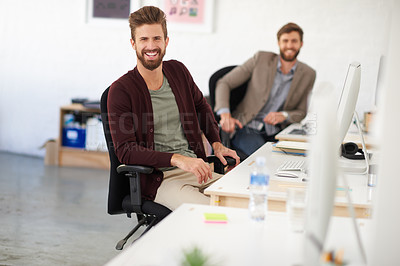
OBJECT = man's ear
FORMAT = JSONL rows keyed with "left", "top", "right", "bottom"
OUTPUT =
{"left": 165, "top": 36, "right": 169, "bottom": 48}
{"left": 130, "top": 38, "right": 136, "bottom": 50}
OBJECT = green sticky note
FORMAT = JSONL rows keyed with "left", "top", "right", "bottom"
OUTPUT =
{"left": 204, "top": 213, "right": 228, "bottom": 223}
{"left": 336, "top": 187, "right": 352, "bottom": 191}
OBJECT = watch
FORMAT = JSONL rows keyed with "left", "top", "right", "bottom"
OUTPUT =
{"left": 281, "top": 111, "right": 289, "bottom": 119}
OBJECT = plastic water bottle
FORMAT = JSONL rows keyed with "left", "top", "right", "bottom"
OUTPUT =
{"left": 249, "top": 156, "right": 269, "bottom": 221}
{"left": 63, "top": 113, "right": 75, "bottom": 128}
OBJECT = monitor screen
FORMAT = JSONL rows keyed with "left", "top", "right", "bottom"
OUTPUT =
{"left": 336, "top": 62, "right": 361, "bottom": 145}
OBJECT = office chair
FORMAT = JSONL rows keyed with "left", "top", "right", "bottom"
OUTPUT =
{"left": 101, "top": 87, "right": 235, "bottom": 250}
{"left": 209, "top": 66, "right": 249, "bottom": 160}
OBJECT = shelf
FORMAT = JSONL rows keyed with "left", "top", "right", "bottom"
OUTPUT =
{"left": 58, "top": 147, "right": 109, "bottom": 170}
{"left": 58, "top": 104, "right": 110, "bottom": 170}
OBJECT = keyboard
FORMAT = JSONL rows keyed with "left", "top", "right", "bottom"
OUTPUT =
{"left": 288, "top": 122, "right": 317, "bottom": 136}
{"left": 288, "top": 128, "right": 307, "bottom": 135}
{"left": 277, "top": 160, "right": 306, "bottom": 171}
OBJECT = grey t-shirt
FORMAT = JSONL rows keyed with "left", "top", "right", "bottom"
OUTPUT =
{"left": 149, "top": 76, "right": 196, "bottom": 170}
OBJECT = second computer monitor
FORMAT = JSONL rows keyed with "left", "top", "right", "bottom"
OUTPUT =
{"left": 336, "top": 62, "right": 361, "bottom": 146}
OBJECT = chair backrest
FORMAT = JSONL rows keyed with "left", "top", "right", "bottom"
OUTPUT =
{"left": 208, "top": 65, "right": 249, "bottom": 120}
{"left": 100, "top": 87, "right": 130, "bottom": 215}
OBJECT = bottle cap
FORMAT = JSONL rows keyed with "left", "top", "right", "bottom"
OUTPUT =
{"left": 256, "top": 156, "right": 266, "bottom": 166}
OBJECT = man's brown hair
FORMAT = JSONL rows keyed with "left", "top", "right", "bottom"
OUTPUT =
{"left": 129, "top": 6, "right": 168, "bottom": 41}
{"left": 277, "top": 22, "right": 303, "bottom": 42}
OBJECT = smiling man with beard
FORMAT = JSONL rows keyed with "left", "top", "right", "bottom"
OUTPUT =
{"left": 107, "top": 6, "right": 239, "bottom": 211}
{"left": 214, "top": 23, "right": 316, "bottom": 159}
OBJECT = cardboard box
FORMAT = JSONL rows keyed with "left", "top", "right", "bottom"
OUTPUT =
{"left": 42, "top": 139, "right": 59, "bottom": 165}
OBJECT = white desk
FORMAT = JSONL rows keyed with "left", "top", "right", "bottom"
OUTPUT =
{"left": 205, "top": 142, "right": 373, "bottom": 218}
{"left": 106, "top": 204, "right": 371, "bottom": 266}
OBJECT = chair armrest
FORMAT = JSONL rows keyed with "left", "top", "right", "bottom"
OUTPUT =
{"left": 219, "top": 129, "right": 232, "bottom": 148}
{"left": 117, "top": 164, "right": 154, "bottom": 214}
{"left": 117, "top": 164, "right": 154, "bottom": 174}
{"left": 207, "top": 155, "right": 236, "bottom": 174}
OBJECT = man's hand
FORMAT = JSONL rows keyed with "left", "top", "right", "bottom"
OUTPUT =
{"left": 263, "top": 112, "right": 287, "bottom": 125}
{"left": 220, "top": 113, "right": 243, "bottom": 133}
{"left": 212, "top": 142, "right": 240, "bottom": 168}
{"left": 170, "top": 154, "right": 213, "bottom": 184}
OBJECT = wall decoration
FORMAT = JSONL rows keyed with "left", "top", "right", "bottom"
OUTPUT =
{"left": 86, "top": 0, "right": 140, "bottom": 26}
{"left": 163, "top": 0, "right": 214, "bottom": 33}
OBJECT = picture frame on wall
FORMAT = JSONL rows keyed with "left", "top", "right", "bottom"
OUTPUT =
{"left": 86, "top": 0, "right": 141, "bottom": 26}
{"left": 160, "top": 0, "right": 215, "bottom": 33}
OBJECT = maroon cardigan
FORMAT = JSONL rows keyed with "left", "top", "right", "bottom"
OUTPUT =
{"left": 108, "top": 60, "right": 221, "bottom": 200}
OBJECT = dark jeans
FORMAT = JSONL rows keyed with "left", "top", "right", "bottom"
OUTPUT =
{"left": 231, "top": 126, "right": 277, "bottom": 159}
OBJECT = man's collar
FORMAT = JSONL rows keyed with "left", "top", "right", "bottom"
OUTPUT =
{"left": 277, "top": 57, "right": 297, "bottom": 74}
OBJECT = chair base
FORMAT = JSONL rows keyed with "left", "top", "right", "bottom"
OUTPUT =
{"left": 115, "top": 215, "right": 158, "bottom": 250}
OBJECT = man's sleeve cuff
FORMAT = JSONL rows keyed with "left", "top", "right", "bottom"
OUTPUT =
{"left": 216, "top": 108, "right": 230, "bottom": 116}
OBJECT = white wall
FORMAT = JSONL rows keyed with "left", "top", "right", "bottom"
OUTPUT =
{"left": 0, "top": 0, "right": 392, "bottom": 157}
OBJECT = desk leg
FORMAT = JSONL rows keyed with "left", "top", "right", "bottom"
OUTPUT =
{"left": 210, "top": 195, "right": 220, "bottom": 206}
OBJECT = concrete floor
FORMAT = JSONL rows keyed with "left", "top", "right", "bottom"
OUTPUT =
{"left": 0, "top": 152, "right": 144, "bottom": 265}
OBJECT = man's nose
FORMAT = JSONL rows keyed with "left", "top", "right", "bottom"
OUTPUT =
{"left": 147, "top": 40, "right": 157, "bottom": 49}
{"left": 287, "top": 41, "right": 294, "bottom": 48}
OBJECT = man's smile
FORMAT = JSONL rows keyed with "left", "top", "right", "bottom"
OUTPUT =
{"left": 144, "top": 50, "right": 159, "bottom": 60}
{"left": 284, "top": 49, "right": 296, "bottom": 55}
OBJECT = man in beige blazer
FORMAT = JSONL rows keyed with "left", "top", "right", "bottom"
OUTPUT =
{"left": 214, "top": 22, "right": 316, "bottom": 158}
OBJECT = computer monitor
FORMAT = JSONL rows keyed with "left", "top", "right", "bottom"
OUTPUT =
{"left": 304, "top": 91, "right": 338, "bottom": 266}
{"left": 336, "top": 62, "right": 370, "bottom": 174}
{"left": 304, "top": 62, "right": 366, "bottom": 265}
{"left": 287, "top": 63, "right": 360, "bottom": 140}
{"left": 336, "top": 62, "right": 361, "bottom": 145}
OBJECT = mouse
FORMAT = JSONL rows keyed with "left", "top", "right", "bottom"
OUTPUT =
{"left": 275, "top": 171, "right": 299, "bottom": 178}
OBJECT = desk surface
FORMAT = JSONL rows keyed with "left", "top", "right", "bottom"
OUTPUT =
{"left": 205, "top": 142, "right": 374, "bottom": 218}
{"left": 106, "top": 204, "right": 371, "bottom": 266}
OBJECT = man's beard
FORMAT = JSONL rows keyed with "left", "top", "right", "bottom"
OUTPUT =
{"left": 137, "top": 48, "right": 166, "bottom": 71}
{"left": 280, "top": 48, "right": 300, "bottom": 62}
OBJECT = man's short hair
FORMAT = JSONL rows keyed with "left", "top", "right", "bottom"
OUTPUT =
{"left": 129, "top": 6, "right": 168, "bottom": 41}
{"left": 277, "top": 22, "right": 303, "bottom": 42}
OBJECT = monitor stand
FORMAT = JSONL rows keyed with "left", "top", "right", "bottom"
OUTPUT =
{"left": 339, "top": 111, "right": 370, "bottom": 175}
